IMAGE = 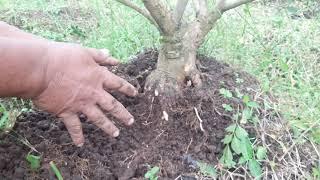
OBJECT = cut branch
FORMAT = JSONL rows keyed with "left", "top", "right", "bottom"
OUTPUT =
{"left": 115, "top": 0, "right": 158, "bottom": 28}
{"left": 173, "top": 0, "right": 189, "bottom": 26}
{"left": 142, "top": 0, "right": 175, "bottom": 35}
{"left": 216, "top": 0, "right": 254, "bottom": 13}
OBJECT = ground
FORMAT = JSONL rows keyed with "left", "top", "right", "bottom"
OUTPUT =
{"left": 0, "top": 0, "right": 319, "bottom": 179}
{"left": 1, "top": 51, "right": 261, "bottom": 179}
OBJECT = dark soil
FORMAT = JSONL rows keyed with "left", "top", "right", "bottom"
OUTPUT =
{"left": 0, "top": 50, "right": 258, "bottom": 180}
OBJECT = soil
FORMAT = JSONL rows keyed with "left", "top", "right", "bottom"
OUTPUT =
{"left": 0, "top": 50, "right": 259, "bottom": 180}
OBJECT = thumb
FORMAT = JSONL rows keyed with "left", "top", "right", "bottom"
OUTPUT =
{"left": 60, "top": 113, "right": 85, "bottom": 147}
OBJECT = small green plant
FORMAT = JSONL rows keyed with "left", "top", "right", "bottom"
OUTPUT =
{"left": 220, "top": 123, "right": 265, "bottom": 179}
{"left": 197, "top": 161, "right": 217, "bottom": 178}
{"left": 26, "top": 153, "right": 41, "bottom": 170}
{"left": 144, "top": 166, "right": 160, "bottom": 180}
{"left": 50, "top": 161, "right": 63, "bottom": 180}
{"left": 219, "top": 88, "right": 233, "bottom": 99}
{"left": 0, "top": 103, "right": 9, "bottom": 129}
{"left": 312, "top": 165, "right": 320, "bottom": 179}
{"left": 222, "top": 104, "right": 233, "bottom": 112}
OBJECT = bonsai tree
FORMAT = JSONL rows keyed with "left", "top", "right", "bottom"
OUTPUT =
{"left": 116, "top": 0, "right": 254, "bottom": 97}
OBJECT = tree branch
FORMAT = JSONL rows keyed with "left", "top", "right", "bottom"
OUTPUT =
{"left": 142, "top": 0, "right": 175, "bottom": 35}
{"left": 115, "top": 0, "right": 158, "bottom": 28}
{"left": 193, "top": 0, "right": 208, "bottom": 20}
{"left": 216, "top": 0, "right": 254, "bottom": 13}
{"left": 173, "top": 0, "right": 189, "bottom": 26}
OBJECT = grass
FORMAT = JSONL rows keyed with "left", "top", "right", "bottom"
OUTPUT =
{"left": 0, "top": 0, "right": 319, "bottom": 178}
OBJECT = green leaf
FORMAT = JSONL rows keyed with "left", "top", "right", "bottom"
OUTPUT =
{"left": 145, "top": 166, "right": 160, "bottom": 180}
{"left": 235, "top": 126, "right": 248, "bottom": 139}
{"left": 26, "top": 153, "right": 41, "bottom": 170}
{"left": 226, "top": 124, "right": 237, "bottom": 133}
{"left": 238, "top": 156, "right": 247, "bottom": 165}
{"left": 222, "top": 104, "right": 233, "bottom": 112}
{"left": 231, "top": 137, "right": 242, "bottom": 154}
{"left": 256, "top": 146, "right": 267, "bottom": 160}
{"left": 50, "top": 161, "right": 63, "bottom": 180}
{"left": 219, "top": 88, "right": 233, "bottom": 98}
{"left": 279, "top": 59, "right": 289, "bottom": 72}
{"left": 240, "top": 108, "right": 252, "bottom": 124}
{"left": 197, "top": 162, "right": 217, "bottom": 178}
{"left": 247, "top": 101, "right": 260, "bottom": 108}
{"left": 286, "top": 6, "right": 299, "bottom": 14}
{"left": 240, "top": 137, "right": 253, "bottom": 160}
{"left": 248, "top": 159, "right": 262, "bottom": 178}
{"left": 220, "top": 145, "right": 235, "bottom": 168}
{"left": 242, "top": 95, "right": 250, "bottom": 104}
{"left": 0, "top": 110, "right": 8, "bottom": 128}
{"left": 222, "top": 134, "right": 233, "bottom": 144}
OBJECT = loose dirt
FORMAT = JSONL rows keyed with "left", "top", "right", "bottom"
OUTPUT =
{"left": 0, "top": 50, "right": 259, "bottom": 180}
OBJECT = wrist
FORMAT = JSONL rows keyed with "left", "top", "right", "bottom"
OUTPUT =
{"left": 0, "top": 38, "right": 51, "bottom": 98}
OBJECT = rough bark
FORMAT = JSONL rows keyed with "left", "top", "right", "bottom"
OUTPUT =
{"left": 117, "top": 0, "right": 255, "bottom": 97}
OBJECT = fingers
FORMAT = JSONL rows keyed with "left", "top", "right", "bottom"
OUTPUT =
{"left": 102, "top": 69, "right": 137, "bottom": 97}
{"left": 98, "top": 92, "right": 134, "bottom": 126}
{"left": 60, "top": 113, "right": 84, "bottom": 147}
{"left": 82, "top": 105, "right": 120, "bottom": 137}
{"left": 87, "top": 48, "right": 119, "bottom": 66}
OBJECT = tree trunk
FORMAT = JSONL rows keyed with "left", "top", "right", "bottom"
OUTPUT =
{"left": 145, "top": 32, "right": 201, "bottom": 97}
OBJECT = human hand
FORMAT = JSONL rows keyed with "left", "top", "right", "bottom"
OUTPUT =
{"left": 32, "top": 42, "right": 137, "bottom": 146}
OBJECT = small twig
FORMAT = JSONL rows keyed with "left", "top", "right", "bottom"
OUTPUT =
{"left": 185, "top": 138, "right": 193, "bottom": 154}
{"left": 194, "top": 107, "right": 205, "bottom": 132}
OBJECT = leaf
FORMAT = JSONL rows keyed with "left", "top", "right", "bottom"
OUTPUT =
{"left": 256, "top": 146, "right": 267, "bottom": 160}
{"left": 240, "top": 137, "right": 253, "bottom": 160}
{"left": 222, "top": 134, "right": 233, "bottom": 144}
{"left": 240, "top": 108, "right": 252, "bottom": 124}
{"left": 26, "top": 153, "right": 41, "bottom": 170}
{"left": 279, "top": 59, "right": 289, "bottom": 72}
{"left": 247, "top": 101, "right": 260, "bottom": 108}
{"left": 242, "top": 95, "right": 250, "bottom": 104}
{"left": 225, "top": 124, "right": 237, "bottom": 133}
{"left": 145, "top": 166, "right": 160, "bottom": 180}
{"left": 220, "top": 145, "right": 235, "bottom": 168}
{"left": 248, "top": 159, "right": 262, "bottom": 178}
{"left": 219, "top": 88, "right": 233, "bottom": 98}
{"left": 197, "top": 162, "right": 217, "bottom": 178}
{"left": 0, "top": 110, "right": 8, "bottom": 129}
{"left": 238, "top": 156, "right": 247, "bottom": 165}
{"left": 286, "top": 6, "right": 299, "bottom": 14}
{"left": 235, "top": 126, "right": 248, "bottom": 139}
{"left": 231, "top": 137, "right": 242, "bottom": 154}
{"left": 222, "top": 104, "right": 233, "bottom": 112}
{"left": 50, "top": 161, "right": 63, "bottom": 180}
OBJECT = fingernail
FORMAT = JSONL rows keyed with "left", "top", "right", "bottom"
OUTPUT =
{"left": 128, "top": 118, "right": 134, "bottom": 125}
{"left": 113, "top": 130, "right": 120, "bottom": 137}
{"left": 77, "top": 143, "right": 84, "bottom": 147}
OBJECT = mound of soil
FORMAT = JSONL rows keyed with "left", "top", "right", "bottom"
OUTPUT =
{"left": 0, "top": 50, "right": 258, "bottom": 180}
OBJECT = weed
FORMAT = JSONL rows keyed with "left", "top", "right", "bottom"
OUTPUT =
{"left": 26, "top": 153, "right": 41, "bottom": 170}
{"left": 144, "top": 166, "right": 160, "bottom": 180}
{"left": 50, "top": 161, "right": 63, "bottom": 180}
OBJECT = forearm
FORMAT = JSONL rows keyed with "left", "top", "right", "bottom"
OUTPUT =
{"left": 0, "top": 21, "right": 45, "bottom": 41}
{"left": 0, "top": 37, "right": 49, "bottom": 98}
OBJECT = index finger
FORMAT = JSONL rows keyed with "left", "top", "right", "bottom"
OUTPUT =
{"left": 102, "top": 68, "right": 137, "bottom": 97}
